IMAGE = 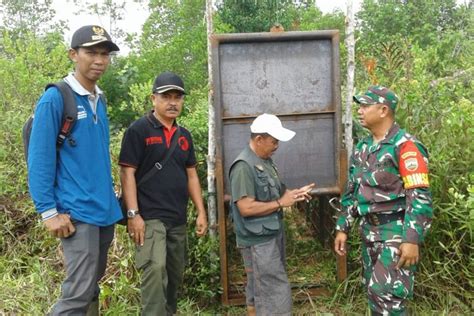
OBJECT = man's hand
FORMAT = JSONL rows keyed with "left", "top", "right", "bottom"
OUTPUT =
{"left": 279, "top": 183, "right": 316, "bottom": 207}
{"left": 44, "top": 214, "right": 76, "bottom": 238}
{"left": 334, "top": 231, "right": 348, "bottom": 256}
{"left": 396, "top": 243, "right": 419, "bottom": 269}
{"left": 195, "top": 213, "right": 208, "bottom": 237}
{"left": 296, "top": 183, "right": 316, "bottom": 202}
{"left": 128, "top": 215, "right": 145, "bottom": 246}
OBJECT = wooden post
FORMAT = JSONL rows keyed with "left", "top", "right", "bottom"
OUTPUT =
{"left": 206, "top": 0, "right": 217, "bottom": 237}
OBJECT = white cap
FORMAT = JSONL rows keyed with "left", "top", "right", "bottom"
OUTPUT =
{"left": 250, "top": 113, "right": 296, "bottom": 142}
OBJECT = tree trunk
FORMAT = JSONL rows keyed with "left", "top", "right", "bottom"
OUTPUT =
{"left": 344, "top": 0, "right": 355, "bottom": 160}
{"left": 206, "top": 0, "right": 217, "bottom": 237}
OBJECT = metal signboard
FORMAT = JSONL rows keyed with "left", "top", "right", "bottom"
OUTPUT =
{"left": 211, "top": 30, "right": 346, "bottom": 305}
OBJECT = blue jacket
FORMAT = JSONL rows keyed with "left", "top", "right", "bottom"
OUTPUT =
{"left": 27, "top": 75, "right": 122, "bottom": 226}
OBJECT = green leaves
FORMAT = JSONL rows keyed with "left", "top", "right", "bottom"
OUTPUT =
{"left": 0, "top": 0, "right": 473, "bottom": 313}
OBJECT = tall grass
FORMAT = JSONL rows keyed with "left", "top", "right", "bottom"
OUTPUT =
{"left": 1, "top": 30, "right": 472, "bottom": 315}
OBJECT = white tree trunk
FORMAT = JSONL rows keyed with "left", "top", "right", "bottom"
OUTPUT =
{"left": 206, "top": 0, "right": 217, "bottom": 237}
{"left": 344, "top": 0, "right": 355, "bottom": 159}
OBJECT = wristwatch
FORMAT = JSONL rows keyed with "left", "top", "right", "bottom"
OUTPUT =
{"left": 127, "top": 209, "right": 139, "bottom": 219}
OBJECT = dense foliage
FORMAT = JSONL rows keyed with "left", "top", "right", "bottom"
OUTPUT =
{"left": 0, "top": 0, "right": 472, "bottom": 314}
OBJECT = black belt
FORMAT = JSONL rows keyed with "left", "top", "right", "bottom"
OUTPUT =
{"left": 366, "top": 211, "right": 405, "bottom": 226}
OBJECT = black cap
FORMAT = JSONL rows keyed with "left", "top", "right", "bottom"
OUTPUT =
{"left": 71, "top": 25, "right": 120, "bottom": 52}
{"left": 152, "top": 72, "right": 186, "bottom": 94}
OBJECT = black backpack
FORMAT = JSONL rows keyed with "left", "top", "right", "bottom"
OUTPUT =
{"left": 23, "top": 81, "right": 78, "bottom": 163}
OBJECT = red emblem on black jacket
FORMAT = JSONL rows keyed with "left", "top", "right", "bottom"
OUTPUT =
{"left": 178, "top": 136, "right": 189, "bottom": 151}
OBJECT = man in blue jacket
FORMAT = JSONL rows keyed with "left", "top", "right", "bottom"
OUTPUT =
{"left": 27, "top": 25, "right": 122, "bottom": 315}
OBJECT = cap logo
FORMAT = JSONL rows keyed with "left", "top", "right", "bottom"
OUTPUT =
{"left": 91, "top": 35, "right": 107, "bottom": 41}
{"left": 92, "top": 26, "right": 105, "bottom": 36}
{"left": 91, "top": 26, "right": 107, "bottom": 41}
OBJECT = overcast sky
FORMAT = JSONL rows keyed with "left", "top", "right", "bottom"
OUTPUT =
{"left": 53, "top": 0, "right": 467, "bottom": 54}
{"left": 53, "top": 0, "right": 360, "bottom": 54}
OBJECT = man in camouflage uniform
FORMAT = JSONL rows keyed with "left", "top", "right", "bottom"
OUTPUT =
{"left": 334, "top": 86, "right": 433, "bottom": 316}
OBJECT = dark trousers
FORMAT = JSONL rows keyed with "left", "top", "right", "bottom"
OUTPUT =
{"left": 240, "top": 229, "right": 292, "bottom": 315}
{"left": 136, "top": 219, "right": 187, "bottom": 316}
{"left": 50, "top": 221, "right": 114, "bottom": 315}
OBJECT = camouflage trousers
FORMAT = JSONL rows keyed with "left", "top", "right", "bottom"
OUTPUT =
{"left": 362, "top": 240, "right": 415, "bottom": 316}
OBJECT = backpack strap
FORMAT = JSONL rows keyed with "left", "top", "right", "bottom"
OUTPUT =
{"left": 45, "top": 81, "right": 77, "bottom": 148}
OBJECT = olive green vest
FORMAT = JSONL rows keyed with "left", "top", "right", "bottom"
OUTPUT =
{"left": 229, "top": 146, "right": 284, "bottom": 242}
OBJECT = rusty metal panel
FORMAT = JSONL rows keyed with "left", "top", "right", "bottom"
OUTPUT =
{"left": 222, "top": 115, "right": 337, "bottom": 190}
{"left": 213, "top": 30, "right": 342, "bottom": 193}
{"left": 211, "top": 30, "right": 345, "bottom": 305}
{"left": 219, "top": 40, "right": 334, "bottom": 116}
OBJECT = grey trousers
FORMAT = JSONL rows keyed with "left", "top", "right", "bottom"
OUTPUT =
{"left": 50, "top": 221, "right": 115, "bottom": 315}
{"left": 240, "top": 229, "right": 292, "bottom": 315}
{"left": 136, "top": 219, "right": 187, "bottom": 316}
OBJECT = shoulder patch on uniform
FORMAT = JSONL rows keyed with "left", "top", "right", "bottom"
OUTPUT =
{"left": 399, "top": 141, "right": 429, "bottom": 189}
{"left": 401, "top": 151, "right": 417, "bottom": 160}
{"left": 404, "top": 157, "right": 419, "bottom": 171}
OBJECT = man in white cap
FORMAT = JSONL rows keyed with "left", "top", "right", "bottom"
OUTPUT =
{"left": 229, "top": 113, "right": 315, "bottom": 315}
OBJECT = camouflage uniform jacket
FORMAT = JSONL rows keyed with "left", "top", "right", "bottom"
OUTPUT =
{"left": 336, "top": 123, "right": 433, "bottom": 244}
